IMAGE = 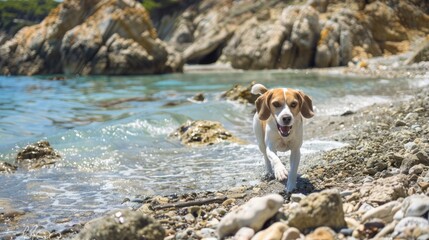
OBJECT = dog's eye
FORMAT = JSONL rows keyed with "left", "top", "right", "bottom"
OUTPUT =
{"left": 272, "top": 101, "right": 281, "bottom": 108}
{"left": 290, "top": 101, "right": 297, "bottom": 108}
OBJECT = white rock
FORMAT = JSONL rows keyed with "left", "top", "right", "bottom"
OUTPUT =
{"left": 404, "top": 113, "right": 419, "bottom": 121}
{"left": 290, "top": 193, "right": 306, "bottom": 203}
{"left": 394, "top": 217, "right": 429, "bottom": 234}
{"left": 394, "top": 195, "right": 429, "bottom": 220}
{"left": 184, "top": 213, "right": 195, "bottom": 223}
{"left": 363, "top": 176, "right": 374, "bottom": 183}
{"left": 289, "top": 202, "right": 300, "bottom": 209}
{"left": 361, "top": 201, "right": 401, "bottom": 223}
{"left": 234, "top": 227, "right": 255, "bottom": 240}
{"left": 217, "top": 194, "right": 283, "bottom": 238}
{"left": 404, "top": 142, "right": 417, "bottom": 152}
{"left": 343, "top": 203, "right": 354, "bottom": 214}
{"left": 345, "top": 217, "right": 360, "bottom": 229}
{"left": 409, "top": 164, "right": 425, "bottom": 175}
{"left": 197, "top": 228, "right": 216, "bottom": 238}
{"left": 252, "top": 222, "right": 288, "bottom": 240}
{"left": 394, "top": 208, "right": 404, "bottom": 220}
{"left": 388, "top": 167, "right": 401, "bottom": 175}
{"left": 206, "top": 218, "right": 220, "bottom": 228}
{"left": 340, "top": 190, "right": 354, "bottom": 197}
{"left": 282, "top": 227, "right": 302, "bottom": 240}
{"left": 404, "top": 195, "right": 429, "bottom": 217}
{"left": 358, "top": 202, "right": 374, "bottom": 213}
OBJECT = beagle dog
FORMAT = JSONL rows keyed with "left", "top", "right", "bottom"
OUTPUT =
{"left": 251, "top": 83, "right": 314, "bottom": 192}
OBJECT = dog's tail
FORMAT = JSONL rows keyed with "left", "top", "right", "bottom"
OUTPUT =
{"left": 251, "top": 83, "right": 268, "bottom": 95}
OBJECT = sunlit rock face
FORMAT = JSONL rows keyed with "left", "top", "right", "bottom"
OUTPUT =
{"left": 153, "top": 0, "right": 429, "bottom": 69}
{"left": 0, "top": 0, "right": 183, "bottom": 75}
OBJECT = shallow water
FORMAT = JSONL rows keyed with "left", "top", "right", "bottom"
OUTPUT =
{"left": 0, "top": 70, "right": 426, "bottom": 237}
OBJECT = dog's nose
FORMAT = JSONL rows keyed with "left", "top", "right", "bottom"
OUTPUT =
{"left": 282, "top": 115, "right": 292, "bottom": 125}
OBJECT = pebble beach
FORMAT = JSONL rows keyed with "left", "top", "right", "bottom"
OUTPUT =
{"left": 122, "top": 85, "right": 429, "bottom": 240}
{"left": 62, "top": 70, "right": 428, "bottom": 239}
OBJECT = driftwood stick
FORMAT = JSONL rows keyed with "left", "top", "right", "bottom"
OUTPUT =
{"left": 99, "top": 97, "right": 158, "bottom": 107}
{"left": 153, "top": 196, "right": 227, "bottom": 210}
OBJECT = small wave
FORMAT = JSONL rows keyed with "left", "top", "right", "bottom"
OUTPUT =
{"left": 410, "top": 73, "right": 429, "bottom": 88}
{"left": 315, "top": 95, "right": 393, "bottom": 116}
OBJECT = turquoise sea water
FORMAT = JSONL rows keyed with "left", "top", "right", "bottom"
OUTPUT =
{"left": 0, "top": 70, "right": 427, "bottom": 237}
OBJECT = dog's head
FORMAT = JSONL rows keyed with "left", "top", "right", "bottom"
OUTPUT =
{"left": 252, "top": 83, "right": 314, "bottom": 137}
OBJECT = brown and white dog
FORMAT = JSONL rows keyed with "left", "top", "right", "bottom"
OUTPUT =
{"left": 251, "top": 83, "right": 314, "bottom": 193}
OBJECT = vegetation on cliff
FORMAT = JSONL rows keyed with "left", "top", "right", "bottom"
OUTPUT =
{"left": 0, "top": 0, "right": 188, "bottom": 36}
{"left": 0, "top": 0, "right": 58, "bottom": 35}
{"left": 138, "top": 0, "right": 183, "bottom": 11}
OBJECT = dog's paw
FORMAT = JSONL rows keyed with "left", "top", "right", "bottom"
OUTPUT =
{"left": 273, "top": 163, "right": 288, "bottom": 181}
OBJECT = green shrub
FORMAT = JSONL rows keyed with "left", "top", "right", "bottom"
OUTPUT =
{"left": 138, "top": 0, "right": 180, "bottom": 12}
{"left": 0, "top": 0, "right": 59, "bottom": 34}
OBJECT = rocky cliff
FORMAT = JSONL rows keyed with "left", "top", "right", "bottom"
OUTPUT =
{"left": 0, "top": 0, "right": 183, "bottom": 75}
{"left": 153, "top": 0, "right": 429, "bottom": 69}
{"left": 1, "top": 0, "right": 427, "bottom": 75}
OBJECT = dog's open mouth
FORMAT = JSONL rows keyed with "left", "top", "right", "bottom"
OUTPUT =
{"left": 277, "top": 123, "right": 292, "bottom": 137}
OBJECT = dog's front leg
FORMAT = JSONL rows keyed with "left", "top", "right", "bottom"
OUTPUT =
{"left": 265, "top": 143, "right": 288, "bottom": 181}
{"left": 286, "top": 149, "right": 300, "bottom": 192}
{"left": 262, "top": 155, "right": 274, "bottom": 177}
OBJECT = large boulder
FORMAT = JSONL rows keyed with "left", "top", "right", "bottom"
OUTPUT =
{"left": 286, "top": 189, "right": 347, "bottom": 232}
{"left": 183, "top": 26, "right": 232, "bottom": 64}
{"left": 315, "top": 20, "right": 342, "bottom": 68}
{"left": 178, "top": 9, "right": 234, "bottom": 64}
{"left": 0, "top": 198, "right": 26, "bottom": 222}
{"left": 307, "top": 0, "right": 329, "bottom": 13}
{"left": 74, "top": 209, "right": 165, "bottom": 240}
{"left": 394, "top": 1, "right": 429, "bottom": 32}
{"left": 277, "top": 5, "right": 321, "bottom": 69}
{"left": 0, "top": 0, "right": 183, "bottom": 75}
{"left": 222, "top": 16, "right": 286, "bottom": 70}
{"left": 167, "top": 10, "right": 196, "bottom": 47}
{"left": 15, "top": 140, "right": 60, "bottom": 170}
{"left": 160, "top": 0, "right": 274, "bottom": 65}
{"left": 221, "top": 82, "right": 258, "bottom": 105}
{"left": 359, "top": 174, "right": 409, "bottom": 205}
{"left": 0, "top": 161, "right": 18, "bottom": 174}
{"left": 170, "top": 120, "right": 242, "bottom": 147}
{"left": 363, "top": 1, "right": 408, "bottom": 43}
{"left": 315, "top": 9, "right": 376, "bottom": 67}
{"left": 223, "top": 5, "right": 321, "bottom": 70}
{"left": 405, "top": 39, "right": 429, "bottom": 65}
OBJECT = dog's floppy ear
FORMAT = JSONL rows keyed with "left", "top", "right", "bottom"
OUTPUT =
{"left": 255, "top": 91, "right": 272, "bottom": 121}
{"left": 297, "top": 91, "right": 314, "bottom": 118}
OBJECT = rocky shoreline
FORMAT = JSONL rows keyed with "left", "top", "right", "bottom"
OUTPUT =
{"left": 108, "top": 85, "right": 428, "bottom": 240}
{"left": 0, "top": 65, "right": 428, "bottom": 239}
{"left": 0, "top": 0, "right": 428, "bottom": 238}
{"left": 1, "top": 69, "right": 429, "bottom": 239}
